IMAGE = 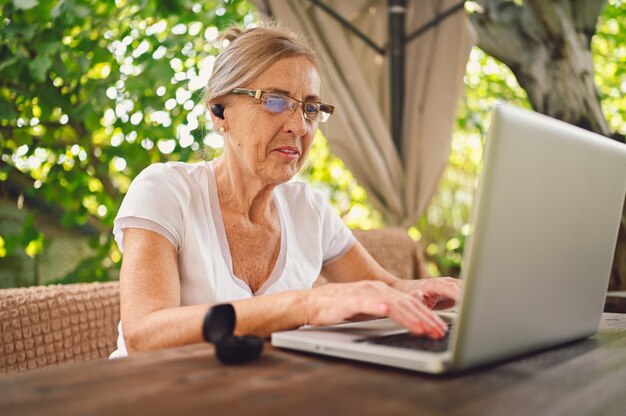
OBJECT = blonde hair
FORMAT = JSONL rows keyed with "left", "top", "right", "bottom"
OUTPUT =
{"left": 204, "top": 22, "right": 320, "bottom": 104}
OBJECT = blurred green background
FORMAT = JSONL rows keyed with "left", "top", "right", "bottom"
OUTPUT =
{"left": 1, "top": 0, "right": 624, "bottom": 287}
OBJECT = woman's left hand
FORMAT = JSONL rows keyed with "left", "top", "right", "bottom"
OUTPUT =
{"left": 390, "top": 277, "right": 462, "bottom": 310}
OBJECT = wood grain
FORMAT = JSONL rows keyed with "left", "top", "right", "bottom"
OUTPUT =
{"left": 1, "top": 314, "right": 625, "bottom": 416}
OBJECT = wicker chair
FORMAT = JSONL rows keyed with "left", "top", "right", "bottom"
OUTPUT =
{"left": 0, "top": 282, "right": 120, "bottom": 374}
{"left": 315, "top": 227, "right": 428, "bottom": 286}
{"left": 353, "top": 228, "right": 428, "bottom": 279}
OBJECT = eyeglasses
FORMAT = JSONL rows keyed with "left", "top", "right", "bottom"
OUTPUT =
{"left": 230, "top": 88, "right": 335, "bottom": 123}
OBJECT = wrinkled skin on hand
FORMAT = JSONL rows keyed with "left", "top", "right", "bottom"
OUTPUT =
{"left": 306, "top": 280, "right": 457, "bottom": 339}
{"left": 390, "top": 277, "right": 463, "bottom": 310}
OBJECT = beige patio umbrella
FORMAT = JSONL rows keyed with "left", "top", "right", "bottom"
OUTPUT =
{"left": 252, "top": 0, "right": 475, "bottom": 226}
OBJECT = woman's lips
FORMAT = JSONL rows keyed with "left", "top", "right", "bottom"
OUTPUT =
{"left": 272, "top": 147, "right": 300, "bottom": 160}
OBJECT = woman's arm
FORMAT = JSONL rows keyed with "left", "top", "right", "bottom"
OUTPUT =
{"left": 321, "top": 241, "right": 462, "bottom": 310}
{"left": 321, "top": 241, "right": 397, "bottom": 284}
{"left": 119, "top": 228, "right": 203, "bottom": 353}
{"left": 119, "top": 228, "right": 312, "bottom": 353}
{"left": 120, "top": 230, "right": 450, "bottom": 354}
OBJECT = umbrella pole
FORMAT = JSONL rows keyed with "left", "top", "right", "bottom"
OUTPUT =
{"left": 389, "top": 0, "right": 406, "bottom": 156}
{"left": 303, "top": 0, "right": 465, "bottom": 156}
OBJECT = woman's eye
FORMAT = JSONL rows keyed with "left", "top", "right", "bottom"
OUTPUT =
{"left": 304, "top": 103, "right": 319, "bottom": 114}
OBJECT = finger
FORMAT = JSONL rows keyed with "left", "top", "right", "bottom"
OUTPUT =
{"left": 404, "top": 298, "right": 448, "bottom": 337}
{"left": 347, "top": 282, "right": 446, "bottom": 337}
{"left": 425, "top": 280, "right": 462, "bottom": 304}
{"left": 342, "top": 297, "right": 389, "bottom": 321}
{"left": 423, "top": 296, "right": 438, "bottom": 309}
{"left": 412, "top": 290, "right": 437, "bottom": 309}
{"left": 391, "top": 298, "right": 446, "bottom": 338}
{"left": 386, "top": 300, "right": 427, "bottom": 336}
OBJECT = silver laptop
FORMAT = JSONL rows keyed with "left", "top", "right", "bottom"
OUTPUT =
{"left": 272, "top": 104, "right": 626, "bottom": 373}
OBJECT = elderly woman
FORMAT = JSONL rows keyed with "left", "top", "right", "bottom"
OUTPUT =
{"left": 110, "top": 24, "right": 461, "bottom": 358}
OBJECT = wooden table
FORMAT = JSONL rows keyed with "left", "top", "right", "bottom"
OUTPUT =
{"left": 2, "top": 313, "right": 626, "bottom": 416}
{"left": 605, "top": 291, "right": 626, "bottom": 313}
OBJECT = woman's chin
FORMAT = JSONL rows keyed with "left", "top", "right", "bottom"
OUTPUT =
{"left": 275, "top": 170, "right": 298, "bottom": 183}
{"left": 256, "top": 158, "right": 305, "bottom": 184}
{"left": 267, "top": 165, "right": 300, "bottom": 184}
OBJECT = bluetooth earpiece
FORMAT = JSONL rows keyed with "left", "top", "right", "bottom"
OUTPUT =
{"left": 211, "top": 104, "right": 225, "bottom": 120}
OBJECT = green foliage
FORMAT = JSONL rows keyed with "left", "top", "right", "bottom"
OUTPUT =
{"left": 0, "top": 0, "right": 254, "bottom": 283}
{"left": 417, "top": 48, "right": 530, "bottom": 277}
{"left": 419, "top": 0, "right": 626, "bottom": 276}
{"left": 1, "top": 0, "right": 624, "bottom": 285}
{"left": 299, "top": 130, "right": 383, "bottom": 230}
{"left": 594, "top": 0, "right": 626, "bottom": 139}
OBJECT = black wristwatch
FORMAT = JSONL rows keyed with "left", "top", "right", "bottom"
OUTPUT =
{"left": 202, "top": 303, "right": 264, "bottom": 364}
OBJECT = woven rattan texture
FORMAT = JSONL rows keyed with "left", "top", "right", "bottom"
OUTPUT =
{"left": 315, "top": 228, "right": 427, "bottom": 287}
{"left": 0, "top": 281, "right": 120, "bottom": 374}
{"left": 353, "top": 228, "right": 427, "bottom": 279}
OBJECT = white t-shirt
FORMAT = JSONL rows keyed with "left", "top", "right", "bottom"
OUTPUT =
{"left": 110, "top": 161, "right": 355, "bottom": 358}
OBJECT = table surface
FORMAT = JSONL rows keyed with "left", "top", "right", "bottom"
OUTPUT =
{"left": 2, "top": 313, "right": 626, "bottom": 416}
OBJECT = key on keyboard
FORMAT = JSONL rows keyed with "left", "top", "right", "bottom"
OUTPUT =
{"left": 357, "top": 324, "right": 453, "bottom": 352}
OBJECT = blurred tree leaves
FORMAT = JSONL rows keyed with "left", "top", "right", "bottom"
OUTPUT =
{"left": 1, "top": 0, "right": 624, "bottom": 284}
{"left": 299, "top": 130, "right": 383, "bottom": 231}
{"left": 416, "top": 47, "right": 531, "bottom": 277}
{"left": 594, "top": 0, "right": 626, "bottom": 139}
{"left": 416, "top": 0, "right": 625, "bottom": 276}
{"left": 0, "top": 0, "right": 255, "bottom": 283}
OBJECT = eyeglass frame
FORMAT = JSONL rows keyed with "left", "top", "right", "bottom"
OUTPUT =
{"left": 229, "top": 88, "right": 335, "bottom": 123}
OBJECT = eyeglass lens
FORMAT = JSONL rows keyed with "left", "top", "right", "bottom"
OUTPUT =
{"left": 262, "top": 95, "right": 297, "bottom": 114}
{"left": 261, "top": 93, "right": 330, "bottom": 122}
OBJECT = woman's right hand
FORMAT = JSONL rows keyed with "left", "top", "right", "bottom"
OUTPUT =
{"left": 305, "top": 281, "right": 448, "bottom": 339}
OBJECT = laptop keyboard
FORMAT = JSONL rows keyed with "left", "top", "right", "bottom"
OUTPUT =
{"left": 357, "top": 324, "right": 453, "bottom": 352}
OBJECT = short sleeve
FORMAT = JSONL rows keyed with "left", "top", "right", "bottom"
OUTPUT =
{"left": 307, "top": 188, "right": 356, "bottom": 265}
{"left": 113, "top": 163, "right": 191, "bottom": 252}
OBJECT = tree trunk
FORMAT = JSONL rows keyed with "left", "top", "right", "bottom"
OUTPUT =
{"left": 469, "top": 0, "right": 626, "bottom": 290}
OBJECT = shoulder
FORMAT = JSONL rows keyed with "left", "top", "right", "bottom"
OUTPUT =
{"left": 133, "top": 162, "right": 207, "bottom": 191}
{"left": 124, "top": 162, "right": 211, "bottom": 210}
{"left": 137, "top": 161, "right": 206, "bottom": 180}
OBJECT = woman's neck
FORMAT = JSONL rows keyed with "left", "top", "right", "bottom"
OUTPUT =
{"left": 213, "top": 156, "right": 276, "bottom": 224}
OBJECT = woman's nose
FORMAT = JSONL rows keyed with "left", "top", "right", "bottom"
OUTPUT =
{"left": 284, "top": 107, "right": 308, "bottom": 136}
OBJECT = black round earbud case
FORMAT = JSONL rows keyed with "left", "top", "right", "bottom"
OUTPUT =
{"left": 202, "top": 303, "right": 264, "bottom": 364}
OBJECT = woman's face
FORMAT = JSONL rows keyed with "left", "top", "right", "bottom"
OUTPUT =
{"left": 220, "top": 56, "right": 321, "bottom": 184}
